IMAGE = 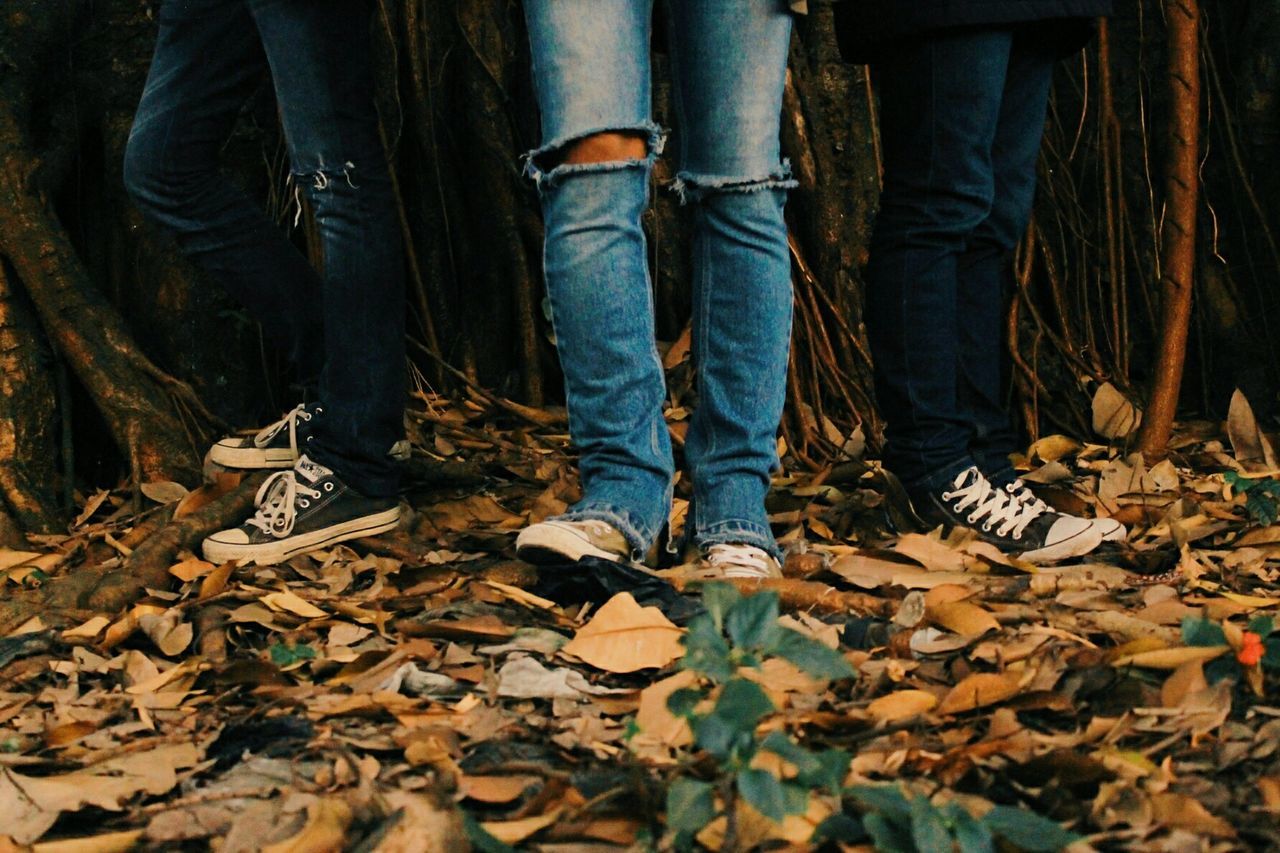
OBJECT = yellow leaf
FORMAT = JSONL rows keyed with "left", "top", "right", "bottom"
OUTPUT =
{"left": 1028, "top": 434, "right": 1082, "bottom": 463}
{"left": 936, "top": 672, "right": 1022, "bottom": 715}
{"left": 927, "top": 600, "right": 1000, "bottom": 640}
{"left": 1112, "top": 645, "right": 1229, "bottom": 670}
{"left": 561, "top": 593, "right": 685, "bottom": 674}
{"left": 458, "top": 775, "right": 538, "bottom": 804}
{"left": 61, "top": 616, "right": 111, "bottom": 641}
{"left": 480, "top": 809, "right": 561, "bottom": 845}
{"left": 33, "top": 830, "right": 143, "bottom": 853}
{"left": 168, "top": 557, "right": 215, "bottom": 583}
{"left": 261, "top": 797, "right": 352, "bottom": 853}
{"left": 867, "top": 690, "right": 939, "bottom": 722}
{"left": 1218, "top": 591, "right": 1280, "bottom": 609}
{"left": 261, "top": 590, "right": 328, "bottom": 620}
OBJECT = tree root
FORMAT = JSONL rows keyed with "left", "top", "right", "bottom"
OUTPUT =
{"left": 84, "top": 473, "right": 266, "bottom": 612}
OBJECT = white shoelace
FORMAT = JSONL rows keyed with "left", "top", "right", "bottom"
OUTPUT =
{"left": 246, "top": 456, "right": 332, "bottom": 538}
{"left": 251, "top": 403, "right": 316, "bottom": 452}
{"left": 706, "top": 543, "right": 778, "bottom": 580}
{"left": 943, "top": 468, "right": 1044, "bottom": 540}
{"left": 1006, "top": 480, "right": 1050, "bottom": 513}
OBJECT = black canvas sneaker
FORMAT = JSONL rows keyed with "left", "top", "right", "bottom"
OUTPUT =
{"left": 1004, "top": 480, "right": 1128, "bottom": 543}
{"left": 908, "top": 466, "right": 1102, "bottom": 563}
{"left": 202, "top": 455, "right": 399, "bottom": 565}
{"left": 208, "top": 403, "right": 322, "bottom": 470}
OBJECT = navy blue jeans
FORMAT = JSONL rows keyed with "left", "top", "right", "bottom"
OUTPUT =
{"left": 865, "top": 25, "right": 1056, "bottom": 492}
{"left": 123, "top": 0, "right": 405, "bottom": 498}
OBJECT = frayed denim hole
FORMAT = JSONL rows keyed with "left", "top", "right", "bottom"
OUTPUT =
{"left": 521, "top": 122, "right": 669, "bottom": 190}
{"left": 670, "top": 159, "right": 799, "bottom": 205}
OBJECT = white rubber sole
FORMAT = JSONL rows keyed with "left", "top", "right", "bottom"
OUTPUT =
{"left": 202, "top": 507, "right": 400, "bottom": 566}
{"left": 1095, "top": 519, "right": 1128, "bottom": 542}
{"left": 208, "top": 441, "right": 297, "bottom": 470}
{"left": 515, "top": 523, "right": 628, "bottom": 565}
{"left": 1019, "top": 527, "right": 1105, "bottom": 564}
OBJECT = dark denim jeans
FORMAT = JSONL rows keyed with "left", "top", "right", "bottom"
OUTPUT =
{"left": 123, "top": 0, "right": 405, "bottom": 498}
{"left": 864, "top": 25, "right": 1056, "bottom": 492}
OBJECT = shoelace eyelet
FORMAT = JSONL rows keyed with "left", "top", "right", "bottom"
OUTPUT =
{"left": 324, "top": 482, "right": 334, "bottom": 492}
{"left": 299, "top": 499, "right": 309, "bottom": 508}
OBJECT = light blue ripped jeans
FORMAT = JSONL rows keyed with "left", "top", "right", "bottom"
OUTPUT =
{"left": 523, "top": 0, "right": 796, "bottom": 560}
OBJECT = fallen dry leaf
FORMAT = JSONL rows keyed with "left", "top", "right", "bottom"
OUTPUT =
{"left": 560, "top": 592, "right": 685, "bottom": 673}
{"left": 935, "top": 672, "right": 1022, "bottom": 716}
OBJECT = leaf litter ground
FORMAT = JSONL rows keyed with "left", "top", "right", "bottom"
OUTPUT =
{"left": 3, "top": 386, "right": 1280, "bottom": 851}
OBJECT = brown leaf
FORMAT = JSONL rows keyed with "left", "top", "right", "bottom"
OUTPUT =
{"left": 935, "top": 672, "right": 1022, "bottom": 715}
{"left": 561, "top": 593, "right": 685, "bottom": 673}
{"left": 32, "top": 830, "right": 144, "bottom": 853}
{"left": 1227, "top": 388, "right": 1278, "bottom": 472}
{"left": 866, "top": 690, "right": 939, "bottom": 723}
{"left": 140, "top": 480, "right": 189, "bottom": 505}
{"left": 1112, "top": 645, "right": 1229, "bottom": 670}
{"left": 260, "top": 797, "right": 352, "bottom": 853}
{"left": 927, "top": 601, "right": 1000, "bottom": 640}
{"left": 1092, "top": 382, "right": 1141, "bottom": 439}
{"left": 457, "top": 775, "right": 538, "bottom": 804}
{"left": 480, "top": 809, "right": 561, "bottom": 845}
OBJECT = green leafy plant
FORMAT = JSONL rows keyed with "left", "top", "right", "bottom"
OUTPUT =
{"left": 663, "top": 582, "right": 855, "bottom": 850}
{"left": 268, "top": 640, "right": 316, "bottom": 667}
{"left": 1183, "top": 615, "right": 1280, "bottom": 684}
{"left": 815, "top": 785, "right": 1082, "bottom": 853}
{"left": 1224, "top": 470, "right": 1280, "bottom": 526}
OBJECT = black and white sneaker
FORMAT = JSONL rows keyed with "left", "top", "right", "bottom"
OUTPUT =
{"left": 202, "top": 455, "right": 399, "bottom": 565}
{"left": 1004, "top": 480, "right": 1128, "bottom": 543}
{"left": 208, "top": 403, "right": 322, "bottom": 470}
{"left": 908, "top": 467, "right": 1102, "bottom": 563}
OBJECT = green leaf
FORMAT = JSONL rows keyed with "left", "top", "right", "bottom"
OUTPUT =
{"left": 781, "top": 781, "right": 810, "bottom": 816}
{"left": 848, "top": 784, "right": 913, "bottom": 822}
{"left": 951, "top": 806, "right": 995, "bottom": 853}
{"left": 667, "top": 687, "right": 704, "bottom": 718}
{"left": 1248, "top": 615, "right": 1275, "bottom": 637}
{"left": 812, "top": 748, "right": 853, "bottom": 794}
{"left": 714, "top": 678, "right": 776, "bottom": 731}
{"left": 772, "top": 628, "right": 856, "bottom": 680}
{"left": 761, "top": 731, "right": 823, "bottom": 775}
{"left": 702, "top": 582, "right": 741, "bottom": 632}
{"left": 863, "top": 812, "right": 915, "bottom": 853}
{"left": 759, "top": 732, "right": 849, "bottom": 793}
{"left": 1265, "top": 637, "right": 1280, "bottom": 671}
{"left": 726, "top": 591, "right": 782, "bottom": 650}
{"left": 463, "top": 814, "right": 518, "bottom": 853}
{"left": 269, "top": 641, "right": 317, "bottom": 667}
{"left": 982, "top": 805, "right": 1080, "bottom": 852}
{"left": 682, "top": 614, "right": 734, "bottom": 682}
{"left": 667, "top": 778, "right": 717, "bottom": 834}
{"left": 814, "top": 812, "right": 868, "bottom": 843}
{"left": 692, "top": 712, "right": 749, "bottom": 760}
{"left": 737, "top": 768, "right": 787, "bottom": 822}
{"left": 1181, "top": 617, "right": 1227, "bottom": 647}
{"left": 910, "top": 795, "right": 953, "bottom": 853}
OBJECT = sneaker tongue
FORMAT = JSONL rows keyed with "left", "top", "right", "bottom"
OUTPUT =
{"left": 294, "top": 455, "right": 331, "bottom": 484}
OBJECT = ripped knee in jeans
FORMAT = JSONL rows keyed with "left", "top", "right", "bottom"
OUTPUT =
{"left": 523, "top": 122, "right": 667, "bottom": 189}
{"left": 671, "top": 160, "right": 798, "bottom": 205}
